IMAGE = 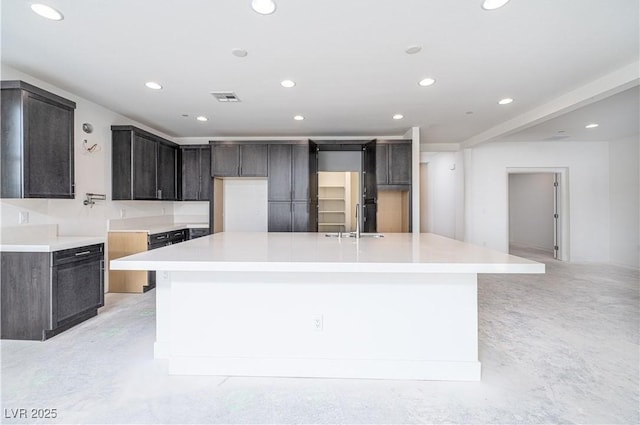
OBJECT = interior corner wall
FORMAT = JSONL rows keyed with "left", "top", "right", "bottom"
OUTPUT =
{"left": 419, "top": 151, "right": 462, "bottom": 239}
{"left": 0, "top": 64, "right": 187, "bottom": 236}
{"left": 464, "top": 141, "right": 610, "bottom": 263}
{"left": 609, "top": 134, "right": 639, "bottom": 268}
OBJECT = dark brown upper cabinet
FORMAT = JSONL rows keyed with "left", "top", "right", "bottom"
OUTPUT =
{"left": 376, "top": 140, "right": 412, "bottom": 187}
{"left": 1, "top": 80, "right": 76, "bottom": 199}
{"left": 111, "top": 125, "right": 179, "bottom": 200}
{"left": 267, "top": 143, "right": 309, "bottom": 202}
{"left": 211, "top": 142, "right": 267, "bottom": 177}
{"left": 180, "top": 145, "right": 211, "bottom": 201}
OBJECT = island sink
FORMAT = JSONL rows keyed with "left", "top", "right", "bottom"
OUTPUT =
{"left": 325, "top": 232, "right": 384, "bottom": 238}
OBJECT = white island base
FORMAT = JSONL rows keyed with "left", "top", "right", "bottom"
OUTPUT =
{"left": 157, "top": 271, "right": 480, "bottom": 380}
{"left": 112, "top": 233, "right": 543, "bottom": 381}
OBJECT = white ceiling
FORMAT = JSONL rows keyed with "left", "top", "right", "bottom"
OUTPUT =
{"left": 1, "top": 0, "right": 638, "bottom": 144}
{"left": 493, "top": 85, "right": 640, "bottom": 143}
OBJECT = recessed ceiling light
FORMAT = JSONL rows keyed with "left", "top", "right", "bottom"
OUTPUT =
{"left": 405, "top": 45, "right": 422, "bottom": 55}
{"left": 281, "top": 80, "right": 296, "bottom": 88}
{"left": 418, "top": 78, "right": 436, "bottom": 87}
{"left": 393, "top": 114, "right": 404, "bottom": 120}
{"left": 181, "top": 114, "right": 189, "bottom": 117}
{"left": 585, "top": 123, "right": 599, "bottom": 129}
{"left": 481, "top": 0, "right": 511, "bottom": 10}
{"left": 196, "top": 116, "right": 208, "bottom": 122}
{"left": 145, "top": 81, "right": 163, "bottom": 90}
{"left": 231, "top": 48, "right": 248, "bottom": 58}
{"left": 465, "top": 111, "right": 474, "bottom": 115}
{"left": 294, "top": 115, "right": 304, "bottom": 121}
{"left": 498, "top": 98, "right": 513, "bottom": 105}
{"left": 251, "top": 0, "right": 276, "bottom": 15}
{"left": 31, "top": 3, "right": 64, "bottom": 20}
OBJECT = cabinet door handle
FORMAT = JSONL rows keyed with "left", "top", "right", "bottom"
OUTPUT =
{"left": 156, "top": 235, "right": 167, "bottom": 240}
{"left": 74, "top": 250, "right": 91, "bottom": 257}
{"left": 173, "top": 232, "right": 182, "bottom": 237}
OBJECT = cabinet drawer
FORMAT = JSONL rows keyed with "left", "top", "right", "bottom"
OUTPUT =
{"left": 148, "top": 242, "right": 168, "bottom": 251}
{"left": 148, "top": 232, "right": 170, "bottom": 245}
{"left": 148, "top": 229, "right": 187, "bottom": 249}
{"left": 168, "top": 229, "right": 187, "bottom": 243}
{"left": 53, "top": 244, "right": 103, "bottom": 265}
{"left": 189, "top": 228, "right": 210, "bottom": 239}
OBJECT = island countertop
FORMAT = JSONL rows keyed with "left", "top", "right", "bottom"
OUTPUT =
{"left": 110, "top": 232, "right": 544, "bottom": 274}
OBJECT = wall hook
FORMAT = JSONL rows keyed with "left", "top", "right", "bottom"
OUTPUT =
{"left": 83, "top": 139, "right": 101, "bottom": 153}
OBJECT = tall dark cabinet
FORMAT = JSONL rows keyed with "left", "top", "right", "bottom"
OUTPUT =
{"left": 1, "top": 80, "right": 76, "bottom": 199}
{"left": 111, "top": 125, "right": 179, "bottom": 200}
{"left": 267, "top": 142, "right": 313, "bottom": 232}
{"left": 180, "top": 145, "right": 211, "bottom": 201}
{"left": 362, "top": 141, "right": 378, "bottom": 233}
{"left": 375, "top": 140, "right": 412, "bottom": 232}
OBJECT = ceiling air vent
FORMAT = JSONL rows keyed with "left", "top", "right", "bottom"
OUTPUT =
{"left": 210, "top": 91, "right": 240, "bottom": 102}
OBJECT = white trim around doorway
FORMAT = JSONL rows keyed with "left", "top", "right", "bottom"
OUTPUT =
{"left": 506, "top": 167, "right": 570, "bottom": 262}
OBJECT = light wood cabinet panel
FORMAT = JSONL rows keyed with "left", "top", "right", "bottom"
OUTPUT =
{"left": 107, "top": 232, "right": 149, "bottom": 293}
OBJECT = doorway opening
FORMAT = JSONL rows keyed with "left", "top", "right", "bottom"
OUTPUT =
{"left": 317, "top": 150, "right": 362, "bottom": 233}
{"left": 507, "top": 168, "right": 569, "bottom": 261}
{"left": 317, "top": 171, "right": 359, "bottom": 232}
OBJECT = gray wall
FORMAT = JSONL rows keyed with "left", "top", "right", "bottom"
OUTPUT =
{"left": 318, "top": 151, "right": 362, "bottom": 172}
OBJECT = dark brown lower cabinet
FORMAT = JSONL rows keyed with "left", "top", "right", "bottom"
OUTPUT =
{"left": 268, "top": 201, "right": 311, "bottom": 232}
{"left": 146, "top": 230, "right": 187, "bottom": 290}
{"left": 292, "top": 202, "right": 311, "bottom": 232}
{"left": 1, "top": 244, "right": 104, "bottom": 341}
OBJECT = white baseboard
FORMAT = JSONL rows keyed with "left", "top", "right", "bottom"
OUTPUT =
{"left": 169, "top": 356, "right": 482, "bottom": 381}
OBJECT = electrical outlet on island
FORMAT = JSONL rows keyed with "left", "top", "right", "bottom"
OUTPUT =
{"left": 18, "top": 211, "right": 29, "bottom": 224}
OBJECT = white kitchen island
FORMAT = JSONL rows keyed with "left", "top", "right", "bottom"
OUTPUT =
{"left": 110, "top": 232, "right": 544, "bottom": 381}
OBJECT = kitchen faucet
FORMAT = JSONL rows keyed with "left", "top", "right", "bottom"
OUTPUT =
{"left": 354, "top": 203, "right": 361, "bottom": 238}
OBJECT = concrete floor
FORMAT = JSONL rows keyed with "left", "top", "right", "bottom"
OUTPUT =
{"left": 1, "top": 248, "right": 638, "bottom": 424}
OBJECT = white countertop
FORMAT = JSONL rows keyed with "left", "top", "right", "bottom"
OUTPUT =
{"left": 108, "top": 223, "right": 208, "bottom": 234}
{"left": 0, "top": 235, "right": 105, "bottom": 253}
{"left": 110, "top": 232, "right": 544, "bottom": 274}
{"left": 107, "top": 214, "right": 208, "bottom": 234}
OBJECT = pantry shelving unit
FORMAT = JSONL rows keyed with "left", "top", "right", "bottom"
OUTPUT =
{"left": 317, "top": 173, "right": 349, "bottom": 232}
